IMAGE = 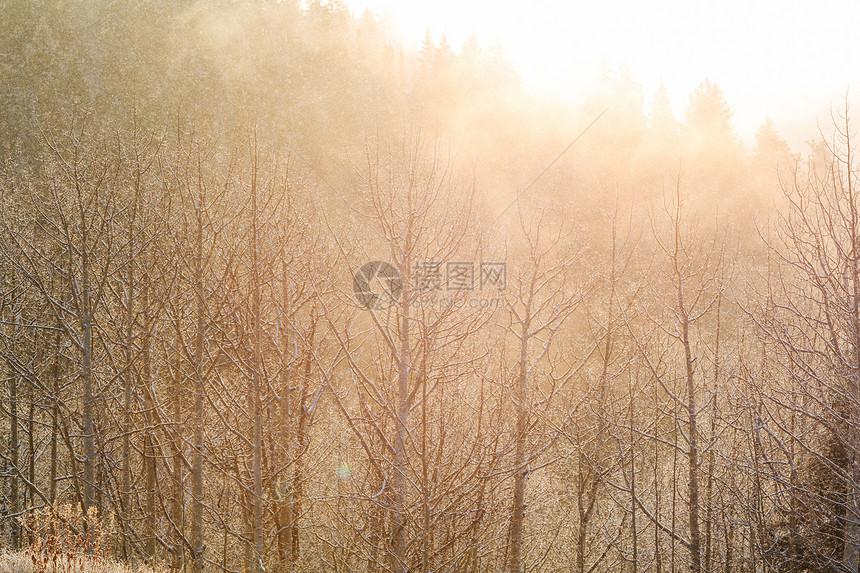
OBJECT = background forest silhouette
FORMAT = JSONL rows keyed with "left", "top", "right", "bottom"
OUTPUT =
{"left": 1, "top": 2, "right": 859, "bottom": 573}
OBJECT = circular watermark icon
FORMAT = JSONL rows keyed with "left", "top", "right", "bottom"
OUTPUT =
{"left": 353, "top": 261, "right": 402, "bottom": 310}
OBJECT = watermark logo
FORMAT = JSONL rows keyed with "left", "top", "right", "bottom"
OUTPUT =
{"left": 354, "top": 260, "right": 507, "bottom": 310}
{"left": 479, "top": 262, "right": 507, "bottom": 291}
{"left": 353, "top": 261, "right": 402, "bottom": 310}
{"left": 412, "top": 261, "right": 507, "bottom": 292}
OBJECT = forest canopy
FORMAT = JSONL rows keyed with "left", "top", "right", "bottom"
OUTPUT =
{"left": 2, "top": 2, "right": 859, "bottom": 573}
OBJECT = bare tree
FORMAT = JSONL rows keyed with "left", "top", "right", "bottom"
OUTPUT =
{"left": 504, "top": 206, "right": 586, "bottom": 573}
{"left": 627, "top": 182, "right": 727, "bottom": 573}
{"left": 322, "top": 128, "right": 496, "bottom": 573}
{"left": 750, "top": 103, "right": 860, "bottom": 572}
{"left": 3, "top": 114, "right": 124, "bottom": 519}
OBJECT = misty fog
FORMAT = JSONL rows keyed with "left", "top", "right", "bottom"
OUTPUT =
{"left": 1, "top": 2, "right": 859, "bottom": 573}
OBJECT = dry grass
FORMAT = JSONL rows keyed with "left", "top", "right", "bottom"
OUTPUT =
{"left": 1, "top": 505, "right": 166, "bottom": 573}
{"left": 0, "top": 549, "right": 164, "bottom": 573}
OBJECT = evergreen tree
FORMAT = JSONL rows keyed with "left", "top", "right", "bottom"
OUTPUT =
{"left": 754, "top": 117, "right": 792, "bottom": 165}
{"left": 642, "top": 80, "right": 682, "bottom": 173}
{"left": 649, "top": 80, "right": 681, "bottom": 147}
{"left": 419, "top": 28, "right": 435, "bottom": 72}
{"left": 684, "top": 79, "right": 740, "bottom": 154}
{"left": 681, "top": 79, "right": 748, "bottom": 208}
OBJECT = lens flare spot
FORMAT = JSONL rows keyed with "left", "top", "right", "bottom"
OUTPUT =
{"left": 336, "top": 461, "right": 353, "bottom": 481}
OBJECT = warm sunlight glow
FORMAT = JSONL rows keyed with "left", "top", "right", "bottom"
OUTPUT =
{"left": 346, "top": 0, "right": 860, "bottom": 145}
{"left": 7, "top": 2, "right": 860, "bottom": 571}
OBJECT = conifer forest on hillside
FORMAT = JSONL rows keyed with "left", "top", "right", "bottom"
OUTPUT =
{"left": 2, "top": 2, "right": 860, "bottom": 572}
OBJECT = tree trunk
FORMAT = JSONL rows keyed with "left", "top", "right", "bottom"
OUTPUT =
{"left": 248, "top": 150, "right": 265, "bottom": 573}
{"left": 82, "top": 301, "right": 96, "bottom": 512}
{"left": 8, "top": 365, "right": 20, "bottom": 550}
{"left": 391, "top": 252, "right": 412, "bottom": 573}
{"left": 277, "top": 264, "right": 294, "bottom": 568}
{"left": 681, "top": 297, "right": 702, "bottom": 573}
{"left": 291, "top": 325, "right": 314, "bottom": 562}
{"left": 190, "top": 197, "right": 206, "bottom": 572}
{"left": 142, "top": 281, "right": 157, "bottom": 563}
{"left": 845, "top": 119, "right": 860, "bottom": 573}
{"left": 508, "top": 305, "right": 530, "bottom": 573}
{"left": 171, "top": 324, "right": 185, "bottom": 571}
{"left": 122, "top": 233, "right": 134, "bottom": 562}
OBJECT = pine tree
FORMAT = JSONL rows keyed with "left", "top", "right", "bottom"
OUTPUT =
{"left": 684, "top": 79, "right": 741, "bottom": 155}
{"left": 649, "top": 80, "right": 680, "bottom": 148}
{"left": 681, "top": 79, "right": 747, "bottom": 206}
{"left": 419, "top": 28, "right": 435, "bottom": 72}
{"left": 753, "top": 117, "right": 792, "bottom": 165}
{"left": 686, "top": 80, "right": 734, "bottom": 135}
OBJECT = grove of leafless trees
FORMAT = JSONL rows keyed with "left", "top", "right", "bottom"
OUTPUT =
{"left": 2, "top": 2, "right": 859, "bottom": 573}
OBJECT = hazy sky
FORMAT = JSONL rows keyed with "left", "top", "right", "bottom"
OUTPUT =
{"left": 343, "top": 0, "right": 859, "bottom": 149}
